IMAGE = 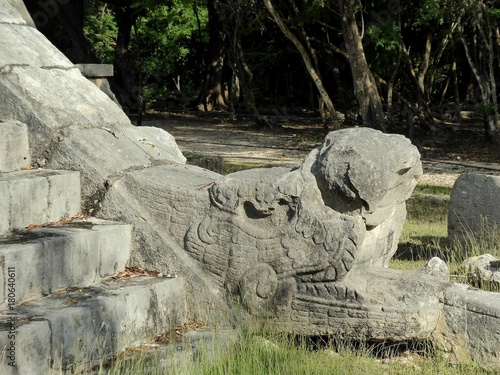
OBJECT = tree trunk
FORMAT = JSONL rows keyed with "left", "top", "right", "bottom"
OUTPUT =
{"left": 113, "top": 4, "right": 141, "bottom": 112}
{"left": 400, "top": 41, "right": 435, "bottom": 130}
{"left": 459, "top": 2, "right": 500, "bottom": 142}
{"left": 338, "top": 0, "right": 386, "bottom": 131}
{"left": 197, "top": 0, "right": 228, "bottom": 111}
{"left": 263, "top": 0, "right": 339, "bottom": 130}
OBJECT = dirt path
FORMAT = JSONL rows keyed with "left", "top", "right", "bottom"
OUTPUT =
{"left": 139, "top": 111, "right": 500, "bottom": 187}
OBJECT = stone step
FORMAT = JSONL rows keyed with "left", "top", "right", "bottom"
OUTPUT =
{"left": 0, "top": 121, "right": 30, "bottom": 173}
{"left": 0, "top": 218, "right": 132, "bottom": 309}
{"left": 0, "top": 276, "right": 186, "bottom": 374}
{"left": 0, "top": 169, "right": 81, "bottom": 235}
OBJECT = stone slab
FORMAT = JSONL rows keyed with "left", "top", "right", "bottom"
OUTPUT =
{"left": 448, "top": 174, "right": 500, "bottom": 247}
{"left": 99, "top": 164, "right": 219, "bottom": 273}
{"left": 0, "top": 121, "right": 30, "bottom": 173}
{"left": 0, "top": 0, "right": 32, "bottom": 25}
{"left": 0, "top": 276, "right": 186, "bottom": 374}
{"left": 121, "top": 126, "right": 186, "bottom": 163}
{"left": 88, "top": 77, "right": 120, "bottom": 105}
{"left": 0, "top": 182, "right": 8, "bottom": 235}
{"left": 0, "top": 66, "right": 131, "bottom": 162}
{"left": 0, "top": 218, "right": 132, "bottom": 307}
{"left": 0, "top": 169, "right": 80, "bottom": 234}
{"left": 47, "top": 127, "right": 186, "bottom": 204}
{"left": 0, "top": 23, "right": 72, "bottom": 68}
{"left": 75, "top": 64, "right": 114, "bottom": 78}
{"left": 437, "top": 283, "right": 500, "bottom": 367}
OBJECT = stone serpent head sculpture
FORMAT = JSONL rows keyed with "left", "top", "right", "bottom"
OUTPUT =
{"left": 185, "top": 128, "right": 447, "bottom": 340}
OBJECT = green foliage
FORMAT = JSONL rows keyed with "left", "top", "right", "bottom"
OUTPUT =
{"left": 412, "top": 0, "right": 446, "bottom": 28}
{"left": 367, "top": 21, "right": 399, "bottom": 51}
{"left": 132, "top": 2, "right": 207, "bottom": 80}
{"left": 84, "top": 0, "right": 208, "bottom": 100}
{"left": 488, "top": 7, "right": 500, "bottom": 19}
{"left": 84, "top": 1, "right": 118, "bottom": 63}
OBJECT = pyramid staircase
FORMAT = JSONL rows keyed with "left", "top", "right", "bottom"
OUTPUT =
{"left": 0, "top": 122, "right": 187, "bottom": 374}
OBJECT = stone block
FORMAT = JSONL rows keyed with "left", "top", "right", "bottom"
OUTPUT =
{"left": 0, "top": 66, "right": 131, "bottom": 162}
{"left": 121, "top": 126, "right": 186, "bottom": 164}
{"left": 48, "top": 127, "right": 186, "bottom": 203}
{"left": 92, "top": 219, "right": 133, "bottom": 278}
{"left": 0, "top": 277, "right": 186, "bottom": 374}
{"left": 0, "top": 320, "right": 51, "bottom": 375}
{"left": 0, "top": 219, "right": 132, "bottom": 307}
{"left": 0, "top": 169, "right": 80, "bottom": 234}
{"left": 0, "top": 0, "right": 32, "bottom": 25}
{"left": 0, "top": 121, "right": 30, "bottom": 173}
{"left": 7, "top": 173, "right": 48, "bottom": 229}
{"left": 45, "top": 171, "right": 81, "bottom": 222}
{"left": 439, "top": 283, "right": 500, "bottom": 367}
{"left": 448, "top": 174, "right": 500, "bottom": 247}
{"left": 0, "top": 24, "right": 72, "bottom": 68}
{"left": 88, "top": 78, "right": 120, "bottom": 105}
{"left": 75, "top": 64, "right": 114, "bottom": 78}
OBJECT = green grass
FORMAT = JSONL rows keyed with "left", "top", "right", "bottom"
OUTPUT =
{"left": 93, "top": 324, "right": 494, "bottom": 375}
{"left": 393, "top": 186, "right": 450, "bottom": 270}
{"left": 393, "top": 183, "right": 500, "bottom": 289}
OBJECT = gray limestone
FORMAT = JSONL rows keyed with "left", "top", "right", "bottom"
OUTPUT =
{"left": 436, "top": 283, "right": 500, "bottom": 368}
{"left": 1, "top": 0, "right": 32, "bottom": 25}
{"left": 448, "top": 174, "right": 500, "bottom": 247}
{"left": 0, "top": 121, "right": 30, "bottom": 173}
{"left": 0, "top": 218, "right": 132, "bottom": 307}
{"left": 99, "top": 164, "right": 224, "bottom": 308}
{"left": 46, "top": 126, "right": 186, "bottom": 204}
{"left": 75, "top": 63, "right": 114, "bottom": 78}
{"left": 88, "top": 77, "right": 121, "bottom": 105}
{"left": 0, "top": 23, "right": 72, "bottom": 68}
{"left": 0, "top": 276, "right": 186, "bottom": 374}
{"left": 0, "top": 66, "right": 132, "bottom": 162}
{"left": 0, "top": 169, "right": 80, "bottom": 234}
{"left": 463, "top": 254, "right": 500, "bottom": 284}
{"left": 99, "top": 128, "right": 444, "bottom": 340}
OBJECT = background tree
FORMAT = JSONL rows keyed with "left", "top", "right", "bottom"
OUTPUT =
{"left": 25, "top": 0, "right": 500, "bottom": 142}
{"left": 458, "top": 0, "right": 500, "bottom": 141}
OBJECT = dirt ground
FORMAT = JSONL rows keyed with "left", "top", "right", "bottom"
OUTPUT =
{"left": 136, "top": 110, "right": 500, "bottom": 187}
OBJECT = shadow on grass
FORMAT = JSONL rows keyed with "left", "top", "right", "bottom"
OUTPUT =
{"left": 395, "top": 237, "right": 449, "bottom": 262}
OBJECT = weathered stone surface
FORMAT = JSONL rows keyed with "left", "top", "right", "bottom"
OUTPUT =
{"left": 4, "top": 1, "right": 500, "bottom": 366}
{"left": 121, "top": 126, "right": 185, "bottom": 162}
{"left": 46, "top": 126, "right": 186, "bottom": 203}
{"left": 0, "top": 169, "right": 80, "bottom": 234}
{"left": 0, "top": 23, "right": 72, "bottom": 68}
{"left": 448, "top": 174, "right": 500, "bottom": 247}
{"left": 88, "top": 77, "right": 121, "bottom": 105}
{"left": 436, "top": 283, "right": 500, "bottom": 368}
{"left": 0, "top": 121, "right": 30, "bottom": 172}
{"left": 0, "top": 218, "right": 132, "bottom": 307}
{"left": 0, "top": 276, "right": 186, "bottom": 374}
{"left": 0, "top": 66, "right": 131, "bottom": 162}
{"left": 75, "top": 63, "right": 114, "bottom": 78}
{"left": 1, "top": 0, "right": 33, "bottom": 25}
{"left": 182, "top": 129, "right": 449, "bottom": 339}
{"left": 463, "top": 254, "right": 500, "bottom": 284}
{"left": 423, "top": 257, "right": 450, "bottom": 282}
{"left": 99, "top": 164, "right": 224, "bottom": 310}
{"left": 99, "top": 127, "right": 446, "bottom": 340}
